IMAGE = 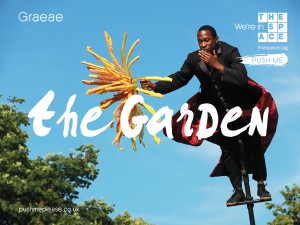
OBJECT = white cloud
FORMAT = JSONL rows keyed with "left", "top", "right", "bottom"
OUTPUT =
{"left": 175, "top": 142, "right": 221, "bottom": 161}
{"left": 269, "top": 75, "right": 300, "bottom": 106}
{"left": 272, "top": 76, "right": 300, "bottom": 86}
{"left": 274, "top": 89, "right": 300, "bottom": 106}
{"left": 138, "top": 198, "right": 265, "bottom": 225}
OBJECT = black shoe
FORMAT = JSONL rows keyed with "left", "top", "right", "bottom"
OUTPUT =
{"left": 257, "top": 183, "right": 272, "bottom": 200}
{"left": 226, "top": 188, "right": 245, "bottom": 206}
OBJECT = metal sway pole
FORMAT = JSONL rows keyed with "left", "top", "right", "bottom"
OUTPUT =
{"left": 213, "top": 81, "right": 256, "bottom": 225}
{"left": 237, "top": 137, "right": 256, "bottom": 225}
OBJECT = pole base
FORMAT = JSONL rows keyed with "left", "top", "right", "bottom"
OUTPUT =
{"left": 226, "top": 198, "right": 272, "bottom": 207}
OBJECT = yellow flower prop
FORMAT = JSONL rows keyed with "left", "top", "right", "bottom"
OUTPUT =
{"left": 82, "top": 32, "right": 172, "bottom": 151}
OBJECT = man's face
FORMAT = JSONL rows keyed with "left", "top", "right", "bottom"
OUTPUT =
{"left": 197, "top": 30, "right": 219, "bottom": 53}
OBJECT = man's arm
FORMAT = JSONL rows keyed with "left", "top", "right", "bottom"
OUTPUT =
{"left": 222, "top": 48, "right": 248, "bottom": 86}
{"left": 140, "top": 55, "right": 195, "bottom": 94}
{"left": 199, "top": 48, "right": 248, "bottom": 86}
{"left": 199, "top": 49, "right": 224, "bottom": 74}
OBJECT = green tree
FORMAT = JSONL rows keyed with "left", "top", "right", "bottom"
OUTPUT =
{"left": 266, "top": 183, "right": 300, "bottom": 225}
{"left": 0, "top": 96, "right": 153, "bottom": 225}
{"left": 114, "top": 211, "right": 152, "bottom": 225}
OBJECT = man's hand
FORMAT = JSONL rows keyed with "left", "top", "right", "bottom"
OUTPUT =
{"left": 140, "top": 80, "right": 156, "bottom": 91}
{"left": 199, "top": 50, "right": 224, "bottom": 74}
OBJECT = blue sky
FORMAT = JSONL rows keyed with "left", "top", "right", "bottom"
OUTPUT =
{"left": 1, "top": 0, "right": 299, "bottom": 224}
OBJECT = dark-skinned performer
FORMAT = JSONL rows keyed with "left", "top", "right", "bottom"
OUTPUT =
{"left": 140, "top": 25, "right": 278, "bottom": 206}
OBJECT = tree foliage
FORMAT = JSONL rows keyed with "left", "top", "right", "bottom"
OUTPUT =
{"left": 0, "top": 96, "right": 153, "bottom": 225}
{"left": 266, "top": 183, "right": 300, "bottom": 225}
{"left": 114, "top": 211, "right": 151, "bottom": 225}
